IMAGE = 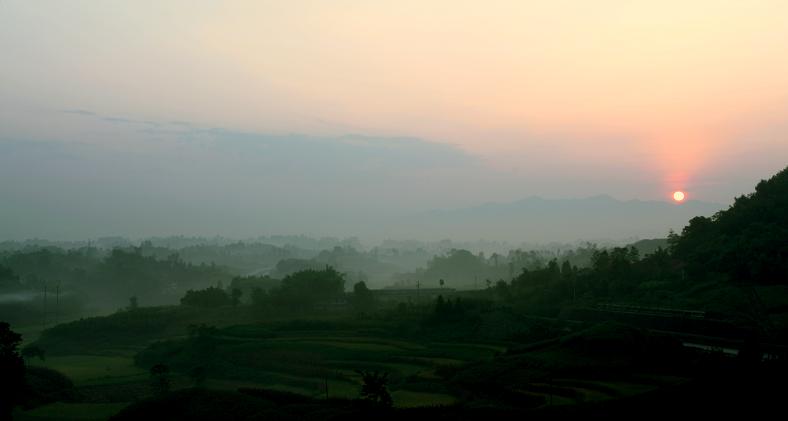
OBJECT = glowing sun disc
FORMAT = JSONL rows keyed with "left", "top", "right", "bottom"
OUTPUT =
{"left": 673, "top": 191, "right": 686, "bottom": 202}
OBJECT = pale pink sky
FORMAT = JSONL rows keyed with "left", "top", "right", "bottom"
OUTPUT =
{"left": 1, "top": 0, "right": 787, "bottom": 206}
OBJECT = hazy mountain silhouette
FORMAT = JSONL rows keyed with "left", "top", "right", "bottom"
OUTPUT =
{"left": 399, "top": 195, "right": 726, "bottom": 243}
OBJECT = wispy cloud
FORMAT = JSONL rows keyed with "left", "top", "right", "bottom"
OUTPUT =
{"left": 61, "top": 109, "right": 97, "bottom": 116}
{"left": 60, "top": 109, "right": 165, "bottom": 128}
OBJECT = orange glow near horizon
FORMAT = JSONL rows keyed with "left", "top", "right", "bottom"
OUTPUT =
{"left": 2, "top": 1, "right": 788, "bottom": 202}
{"left": 189, "top": 1, "right": 788, "bottom": 202}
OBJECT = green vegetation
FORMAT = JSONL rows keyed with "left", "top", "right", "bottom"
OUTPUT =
{"left": 671, "top": 166, "right": 788, "bottom": 284}
{"left": 269, "top": 267, "right": 346, "bottom": 311}
{"left": 180, "top": 287, "right": 233, "bottom": 308}
{"left": 357, "top": 370, "right": 393, "bottom": 407}
{"left": 1, "top": 322, "right": 25, "bottom": 419}
{"left": 30, "top": 356, "right": 146, "bottom": 386}
{"left": 0, "top": 264, "right": 23, "bottom": 291}
{"left": 350, "top": 281, "right": 376, "bottom": 314}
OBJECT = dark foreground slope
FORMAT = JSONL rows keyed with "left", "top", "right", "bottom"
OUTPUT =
{"left": 110, "top": 364, "right": 786, "bottom": 421}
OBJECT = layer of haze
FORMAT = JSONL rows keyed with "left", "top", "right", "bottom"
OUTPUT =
{"left": 1, "top": 1, "right": 787, "bottom": 242}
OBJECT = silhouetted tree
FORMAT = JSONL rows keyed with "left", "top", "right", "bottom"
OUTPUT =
{"left": 128, "top": 296, "right": 139, "bottom": 311}
{"left": 0, "top": 322, "right": 25, "bottom": 420}
{"left": 356, "top": 370, "right": 392, "bottom": 407}
{"left": 149, "top": 363, "right": 171, "bottom": 395}
{"left": 351, "top": 281, "right": 375, "bottom": 314}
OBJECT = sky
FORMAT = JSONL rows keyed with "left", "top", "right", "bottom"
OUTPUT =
{"left": 1, "top": 1, "right": 787, "bottom": 242}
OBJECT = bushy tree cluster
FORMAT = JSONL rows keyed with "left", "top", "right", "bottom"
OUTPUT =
{"left": 180, "top": 287, "right": 233, "bottom": 308}
{"left": 252, "top": 267, "right": 346, "bottom": 312}
{"left": 497, "top": 247, "right": 681, "bottom": 306}
{"left": 426, "top": 295, "right": 487, "bottom": 325}
{"left": 350, "top": 281, "right": 376, "bottom": 314}
{"left": 1, "top": 246, "right": 231, "bottom": 310}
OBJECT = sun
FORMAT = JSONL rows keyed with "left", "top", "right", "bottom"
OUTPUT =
{"left": 673, "top": 191, "right": 686, "bottom": 202}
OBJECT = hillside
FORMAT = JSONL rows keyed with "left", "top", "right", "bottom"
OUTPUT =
{"left": 671, "top": 166, "right": 788, "bottom": 284}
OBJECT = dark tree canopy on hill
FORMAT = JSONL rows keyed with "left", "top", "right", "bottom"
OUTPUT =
{"left": 180, "top": 287, "right": 232, "bottom": 308}
{"left": 670, "top": 165, "right": 788, "bottom": 284}
{"left": 270, "top": 267, "right": 346, "bottom": 310}
{"left": 423, "top": 249, "right": 488, "bottom": 285}
{"left": 1, "top": 246, "right": 230, "bottom": 308}
{"left": 0, "top": 265, "right": 22, "bottom": 291}
{"left": 0, "top": 322, "right": 25, "bottom": 420}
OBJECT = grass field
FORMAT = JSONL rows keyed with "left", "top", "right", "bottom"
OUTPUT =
{"left": 30, "top": 355, "right": 146, "bottom": 386}
{"left": 14, "top": 403, "right": 129, "bottom": 421}
{"left": 131, "top": 326, "right": 505, "bottom": 407}
{"left": 16, "top": 309, "right": 705, "bottom": 419}
{"left": 18, "top": 319, "right": 509, "bottom": 418}
{"left": 391, "top": 390, "right": 458, "bottom": 407}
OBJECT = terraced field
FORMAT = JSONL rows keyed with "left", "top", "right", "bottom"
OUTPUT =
{"left": 32, "top": 355, "right": 147, "bottom": 386}
{"left": 17, "top": 321, "right": 509, "bottom": 419}
{"left": 135, "top": 325, "right": 507, "bottom": 407}
{"left": 16, "top": 316, "right": 697, "bottom": 419}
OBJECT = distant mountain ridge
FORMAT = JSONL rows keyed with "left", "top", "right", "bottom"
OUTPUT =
{"left": 397, "top": 195, "right": 727, "bottom": 243}
{"left": 426, "top": 194, "right": 723, "bottom": 214}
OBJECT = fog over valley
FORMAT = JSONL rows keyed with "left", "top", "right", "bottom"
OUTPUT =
{"left": 0, "top": 115, "right": 729, "bottom": 243}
